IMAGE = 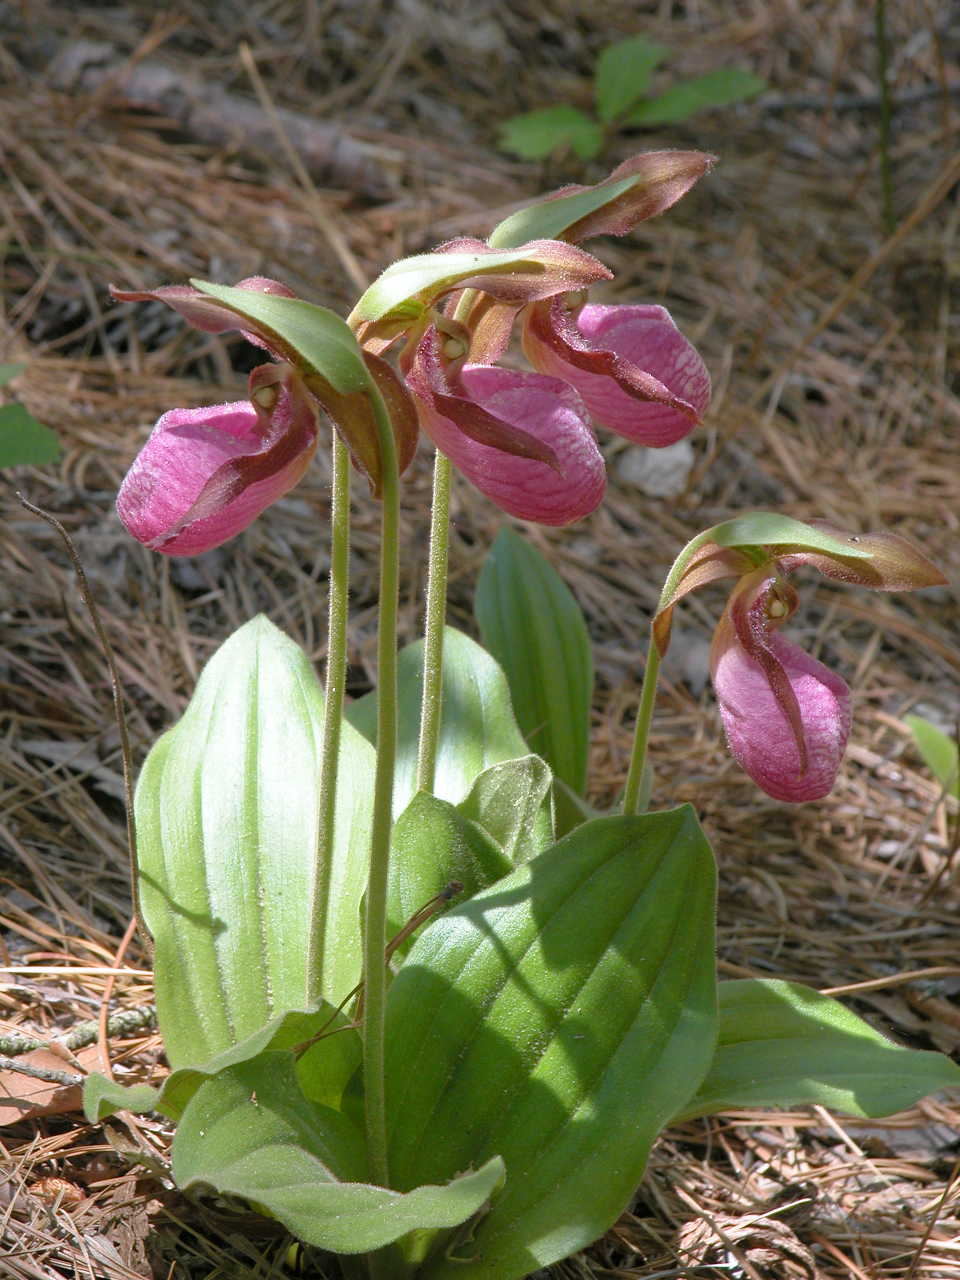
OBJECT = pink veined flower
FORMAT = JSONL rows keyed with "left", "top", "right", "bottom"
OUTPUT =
{"left": 523, "top": 298, "right": 710, "bottom": 447}
{"left": 116, "top": 365, "right": 319, "bottom": 556}
{"left": 709, "top": 567, "right": 852, "bottom": 803}
{"left": 405, "top": 326, "right": 606, "bottom": 526}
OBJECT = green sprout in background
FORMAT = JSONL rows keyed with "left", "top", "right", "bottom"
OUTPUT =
{"left": 0, "top": 363, "right": 59, "bottom": 469}
{"left": 499, "top": 36, "right": 765, "bottom": 162}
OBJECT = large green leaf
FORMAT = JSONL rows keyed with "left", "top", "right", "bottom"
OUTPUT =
{"left": 136, "top": 615, "right": 374, "bottom": 1070}
{"left": 674, "top": 979, "right": 960, "bottom": 1122}
{"left": 191, "top": 280, "right": 370, "bottom": 395}
{"left": 387, "top": 792, "right": 512, "bottom": 955}
{"left": 0, "top": 402, "right": 60, "bottom": 468}
{"left": 458, "top": 754, "right": 554, "bottom": 863}
{"left": 904, "top": 715, "right": 959, "bottom": 798}
{"left": 476, "top": 527, "right": 592, "bottom": 808}
{"left": 384, "top": 808, "right": 717, "bottom": 1280}
{"left": 595, "top": 36, "right": 670, "bottom": 123}
{"left": 625, "top": 67, "right": 765, "bottom": 127}
{"left": 347, "top": 627, "right": 530, "bottom": 815}
{"left": 172, "top": 1053, "right": 505, "bottom": 1255}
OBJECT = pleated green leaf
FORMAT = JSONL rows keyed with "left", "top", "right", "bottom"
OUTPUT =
{"left": 136, "top": 615, "right": 374, "bottom": 1070}
{"left": 384, "top": 808, "right": 717, "bottom": 1280}
{"left": 675, "top": 979, "right": 960, "bottom": 1122}
{"left": 387, "top": 792, "right": 512, "bottom": 956}
{"left": 347, "top": 627, "right": 530, "bottom": 815}
{"left": 476, "top": 527, "right": 592, "bottom": 807}
{"left": 172, "top": 1053, "right": 505, "bottom": 1255}
{"left": 458, "top": 754, "right": 554, "bottom": 864}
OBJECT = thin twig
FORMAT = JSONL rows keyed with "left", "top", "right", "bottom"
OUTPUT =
{"left": 0, "top": 1057, "right": 82, "bottom": 1088}
{"left": 0, "top": 1005, "right": 157, "bottom": 1059}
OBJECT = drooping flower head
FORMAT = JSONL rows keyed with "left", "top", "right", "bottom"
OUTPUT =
{"left": 111, "top": 276, "right": 419, "bottom": 554}
{"left": 405, "top": 325, "right": 605, "bottom": 525}
{"left": 117, "top": 363, "right": 319, "bottom": 556}
{"left": 654, "top": 519, "right": 947, "bottom": 802}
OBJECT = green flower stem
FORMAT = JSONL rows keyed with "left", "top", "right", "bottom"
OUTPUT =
{"left": 307, "top": 436, "right": 351, "bottom": 1001}
{"left": 415, "top": 449, "right": 451, "bottom": 793}
{"left": 363, "top": 381, "right": 401, "bottom": 1189}
{"left": 621, "top": 636, "right": 661, "bottom": 816}
{"left": 413, "top": 287, "right": 479, "bottom": 796}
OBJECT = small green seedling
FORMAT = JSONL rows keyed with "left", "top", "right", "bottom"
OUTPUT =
{"left": 499, "top": 36, "right": 765, "bottom": 161}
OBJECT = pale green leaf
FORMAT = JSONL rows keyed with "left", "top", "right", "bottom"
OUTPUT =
{"left": 675, "top": 979, "right": 960, "bottom": 1122}
{"left": 904, "top": 715, "right": 959, "bottom": 799}
{"left": 498, "top": 106, "right": 604, "bottom": 161}
{"left": 626, "top": 68, "right": 766, "bottom": 127}
{"left": 0, "top": 402, "right": 60, "bottom": 468}
{"left": 387, "top": 792, "right": 511, "bottom": 956}
{"left": 346, "top": 627, "right": 530, "bottom": 816}
{"left": 595, "top": 37, "right": 670, "bottom": 123}
{"left": 476, "top": 527, "right": 593, "bottom": 807}
{"left": 458, "top": 754, "right": 554, "bottom": 863}
{"left": 136, "top": 616, "right": 374, "bottom": 1070}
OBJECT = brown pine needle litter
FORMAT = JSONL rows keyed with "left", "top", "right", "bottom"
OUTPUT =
{"left": 1, "top": 1, "right": 958, "bottom": 1276}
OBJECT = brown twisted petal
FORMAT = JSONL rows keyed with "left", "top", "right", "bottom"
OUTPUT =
{"left": 773, "top": 524, "right": 947, "bottom": 591}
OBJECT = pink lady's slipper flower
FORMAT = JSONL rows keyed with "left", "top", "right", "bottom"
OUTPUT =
{"left": 117, "top": 364, "right": 318, "bottom": 555}
{"left": 111, "top": 276, "right": 419, "bottom": 554}
{"left": 655, "top": 523, "right": 946, "bottom": 802}
{"left": 522, "top": 297, "right": 710, "bottom": 447}
{"left": 405, "top": 325, "right": 605, "bottom": 526}
{"left": 709, "top": 566, "right": 852, "bottom": 803}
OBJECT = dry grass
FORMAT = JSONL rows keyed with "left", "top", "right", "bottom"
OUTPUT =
{"left": 1, "top": 1, "right": 958, "bottom": 1276}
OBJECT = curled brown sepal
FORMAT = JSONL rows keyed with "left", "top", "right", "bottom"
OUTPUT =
{"left": 488, "top": 151, "right": 716, "bottom": 249}
{"left": 109, "top": 276, "right": 296, "bottom": 356}
{"left": 348, "top": 237, "right": 611, "bottom": 350}
{"left": 652, "top": 543, "right": 755, "bottom": 655}
{"left": 773, "top": 523, "right": 948, "bottom": 592}
{"left": 448, "top": 292, "right": 523, "bottom": 364}
{"left": 304, "top": 350, "right": 419, "bottom": 497}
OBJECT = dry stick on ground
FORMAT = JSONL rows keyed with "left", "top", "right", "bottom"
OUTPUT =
{"left": 48, "top": 40, "right": 396, "bottom": 202}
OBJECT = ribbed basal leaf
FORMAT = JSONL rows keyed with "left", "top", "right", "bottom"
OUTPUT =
{"left": 476, "top": 528, "right": 592, "bottom": 812}
{"left": 675, "top": 979, "right": 960, "bottom": 1121}
{"left": 385, "top": 809, "right": 717, "bottom": 1280}
{"left": 172, "top": 1053, "right": 505, "bottom": 1254}
{"left": 347, "top": 627, "right": 530, "bottom": 814}
{"left": 136, "top": 615, "right": 374, "bottom": 1070}
{"left": 458, "top": 754, "right": 554, "bottom": 864}
{"left": 387, "top": 792, "right": 512, "bottom": 956}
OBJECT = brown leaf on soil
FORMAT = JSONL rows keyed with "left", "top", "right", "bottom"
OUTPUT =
{"left": 0, "top": 1044, "right": 103, "bottom": 1125}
